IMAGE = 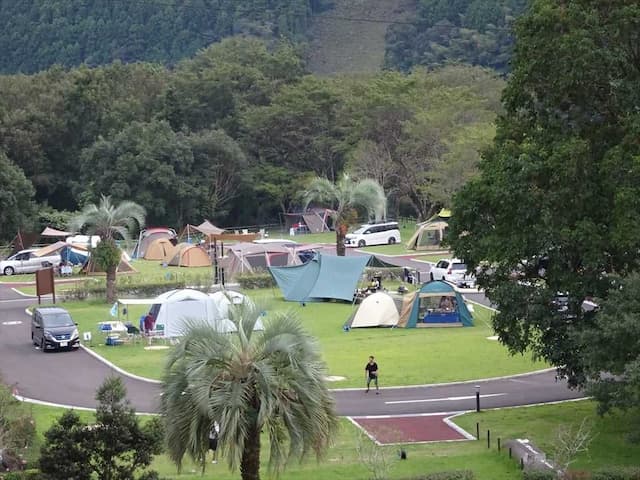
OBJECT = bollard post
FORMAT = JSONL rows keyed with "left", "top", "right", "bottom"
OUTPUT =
{"left": 509, "top": 447, "right": 512, "bottom": 459}
{"left": 520, "top": 458, "right": 524, "bottom": 470}
{"left": 487, "top": 430, "right": 490, "bottom": 449}
{"left": 476, "top": 422, "right": 480, "bottom": 439}
{"left": 475, "top": 385, "right": 481, "bottom": 412}
{"left": 498, "top": 438, "right": 501, "bottom": 451}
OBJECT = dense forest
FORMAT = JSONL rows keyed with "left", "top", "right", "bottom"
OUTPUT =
{"left": 0, "top": 37, "right": 504, "bottom": 241}
{"left": 0, "top": 0, "right": 529, "bottom": 75}
{"left": 385, "top": 0, "right": 530, "bottom": 74}
{"left": 0, "top": 0, "right": 327, "bottom": 74}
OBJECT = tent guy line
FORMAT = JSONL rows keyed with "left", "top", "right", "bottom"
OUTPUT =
{"left": 385, "top": 393, "right": 506, "bottom": 405}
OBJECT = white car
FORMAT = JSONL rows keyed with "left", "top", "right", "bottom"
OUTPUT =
{"left": 344, "top": 222, "right": 401, "bottom": 247}
{"left": 0, "top": 249, "right": 61, "bottom": 276}
{"left": 429, "top": 258, "right": 475, "bottom": 286}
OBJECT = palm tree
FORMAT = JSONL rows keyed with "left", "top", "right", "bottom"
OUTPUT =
{"left": 69, "top": 195, "right": 145, "bottom": 303}
{"left": 160, "top": 302, "right": 338, "bottom": 480}
{"left": 304, "top": 174, "right": 386, "bottom": 256}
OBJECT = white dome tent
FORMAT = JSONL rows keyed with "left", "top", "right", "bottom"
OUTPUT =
{"left": 151, "top": 289, "right": 236, "bottom": 337}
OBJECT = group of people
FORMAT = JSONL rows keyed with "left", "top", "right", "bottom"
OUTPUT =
{"left": 56, "top": 261, "right": 73, "bottom": 276}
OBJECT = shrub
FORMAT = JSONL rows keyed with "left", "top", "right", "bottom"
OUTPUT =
{"left": 236, "top": 272, "right": 275, "bottom": 289}
{"left": 592, "top": 468, "right": 640, "bottom": 479}
{"left": 523, "top": 470, "right": 556, "bottom": 480}
{"left": 1, "top": 470, "right": 43, "bottom": 480}
{"left": 400, "top": 471, "right": 475, "bottom": 480}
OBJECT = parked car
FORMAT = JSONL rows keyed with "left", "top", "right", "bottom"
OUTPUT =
{"left": 31, "top": 306, "right": 80, "bottom": 352}
{"left": 0, "top": 249, "right": 61, "bottom": 276}
{"left": 345, "top": 222, "right": 401, "bottom": 247}
{"left": 429, "top": 258, "right": 475, "bottom": 286}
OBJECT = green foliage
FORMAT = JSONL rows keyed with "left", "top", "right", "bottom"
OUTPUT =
{"left": 39, "top": 410, "right": 92, "bottom": 480}
{"left": 0, "top": 0, "right": 324, "bottom": 74}
{"left": 91, "top": 240, "right": 122, "bottom": 274}
{"left": 521, "top": 471, "right": 555, "bottom": 480}
{"left": 0, "top": 152, "right": 36, "bottom": 241}
{"left": 236, "top": 272, "right": 275, "bottom": 289}
{"left": 2, "top": 471, "right": 43, "bottom": 480}
{"left": 583, "top": 273, "right": 640, "bottom": 415}
{"left": 447, "top": 0, "right": 640, "bottom": 388}
{"left": 0, "top": 382, "right": 37, "bottom": 458}
{"left": 591, "top": 468, "right": 640, "bottom": 480}
{"left": 385, "top": 0, "right": 529, "bottom": 74}
{"left": 401, "top": 471, "right": 475, "bottom": 480}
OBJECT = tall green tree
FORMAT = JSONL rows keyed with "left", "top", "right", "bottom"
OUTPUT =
{"left": 0, "top": 152, "right": 36, "bottom": 242}
{"left": 70, "top": 195, "right": 145, "bottom": 303}
{"left": 161, "top": 304, "right": 337, "bottom": 480}
{"left": 447, "top": 0, "right": 640, "bottom": 388}
{"left": 304, "top": 174, "right": 386, "bottom": 256}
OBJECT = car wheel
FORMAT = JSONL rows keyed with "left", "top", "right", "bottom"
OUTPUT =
{"left": 3, "top": 266, "right": 15, "bottom": 276}
{"left": 429, "top": 272, "right": 434, "bottom": 281}
{"left": 40, "top": 338, "right": 46, "bottom": 352}
{"left": 388, "top": 237, "right": 396, "bottom": 245}
{"left": 358, "top": 240, "right": 366, "bottom": 247}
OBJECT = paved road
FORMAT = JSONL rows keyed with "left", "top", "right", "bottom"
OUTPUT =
{"left": 0, "top": 283, "right": 584, "bottom": 416}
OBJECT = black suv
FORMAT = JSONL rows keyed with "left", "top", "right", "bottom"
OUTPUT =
{"left": 31, "top": 307, "right": 79, "bottom": 352}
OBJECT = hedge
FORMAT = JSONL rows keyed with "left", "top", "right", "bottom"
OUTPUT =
{"left": 591, "top": 468, "right": 640, "bottom": 480}
{"left": 401, "top": 471, "right": 475, "bottom": 480}
{"left": 523, "top": 470, "right": 556, "bottom": 480}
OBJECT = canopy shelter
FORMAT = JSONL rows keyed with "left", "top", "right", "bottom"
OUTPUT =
{"left": 397, "top": 280, "right": 473, "bottom": 328}
{"left": 220, "top": 242, "right": 300, "bottom": 278}
{"left": 41, "top": 227, "right": 72, "bottom": 237}
{"left": 33, "top": 241, "right": 89, "bottom": 265}
{"left": 167, "top": 243, "right": 211, "bottom": 267}
{"left": 406, "top": 209, "right": 451, "bottom": 251}
{"left": 347, "top": 292, "right": 400, "bottom": 328}
{"left": 269, "top": 252, "right": 370, "bottom": 303}
{"left": 282, "top": 208, "right": 334, "bottom": 233}
{"left": 195, "top": 220, "right": 225, "bottom": 236}
{"left": 132, "top": 227, "right": 177, "bottom": 258}
{"left": 144, "top": 237, "right": 177, "bottom": 261}
{"left": 8, "top": 231, "right": 40, "bottom": 255}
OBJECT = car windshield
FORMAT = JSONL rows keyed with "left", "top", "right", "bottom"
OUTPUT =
{"left": 43, "top": 313, "right": 74, "bottom": 327}
{"left": 351, "top": 226, "right": 367, "bottom": 234}
{"left": 451, "top": 263, "right": 467, "bottom": 270}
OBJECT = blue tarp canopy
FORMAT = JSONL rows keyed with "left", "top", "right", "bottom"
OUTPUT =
{"left": 269, "top": 252, "right": 370, "bottom": 302}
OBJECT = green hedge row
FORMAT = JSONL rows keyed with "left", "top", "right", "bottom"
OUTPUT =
{"left": 1, "top": 470, "right": 42, "bottom": 480}
{"left": 401, "top": 471, "right": 475, "bottom": 480}
{"left": 236, "top": 272, "right": 275, "bottom": 289}
{"left": 523, "top": 471, "right": 555, "bottom": 480}
{"left": 592, "top": 468, "right": 640, "bottom": 479}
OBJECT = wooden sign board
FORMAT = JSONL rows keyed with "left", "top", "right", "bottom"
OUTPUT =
{"left": 35, "top": 267, "right": 55, "bottom": 304}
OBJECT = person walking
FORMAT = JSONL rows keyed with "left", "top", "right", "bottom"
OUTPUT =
{"left": 209, "top": 421, "right": 220, "bottom": 464}
{"left": 365, "top": 355, "right": 379, "bottom": 394}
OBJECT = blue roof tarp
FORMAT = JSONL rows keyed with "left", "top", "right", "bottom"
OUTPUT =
{"left": 269, "top": 252, "right": 370, "bottom": 302}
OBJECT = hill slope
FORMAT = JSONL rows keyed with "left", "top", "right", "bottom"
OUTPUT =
{"left": 307, "top": 0, "right": 410, "bottom": 76}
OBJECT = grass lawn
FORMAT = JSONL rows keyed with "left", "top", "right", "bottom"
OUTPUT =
{"left": 455, "top": 400, "right": 640, "bottom": 472}
{"left": 22, "top": 399, "right": 640, "bottom": 478}
{"left": 56, "top": 290, "right": 544, "bottom": 386}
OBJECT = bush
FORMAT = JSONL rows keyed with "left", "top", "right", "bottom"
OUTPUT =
{"left": 401, "top": 471, "right": 475, "bottom": 480}
{"left": 236, "top": 272, "right": 275, "bottom": 289}
{"left": 523, "top": 470, "right": 556, "bottom": 480}
{"left": 0, "top": 469, "right": 41, "bottom": 480}
{"left": 592, "top": 468, "right": 640, "bottom": 479}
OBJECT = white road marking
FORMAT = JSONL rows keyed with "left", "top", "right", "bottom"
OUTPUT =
{"left": 385, "top": 393, "right": 506, "bottom": 405}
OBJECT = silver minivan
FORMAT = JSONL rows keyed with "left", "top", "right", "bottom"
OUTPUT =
{"left": 0, "top": 249, "right": 61, "bottom": 276}
{"left": 31, "top": 307, "right": 80, "bottom": 352}
{"left": 344, "top": 222, "right": 401, "bottom": 248}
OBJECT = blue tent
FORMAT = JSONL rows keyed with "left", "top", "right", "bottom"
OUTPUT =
{"left": 269, "top": 252, "right": 370, "bottom": 302}
{"left": 397, "top": 280, "right": 473, "bottom": 327}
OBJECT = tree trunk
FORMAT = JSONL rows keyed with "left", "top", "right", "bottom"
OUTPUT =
{"left": 106, "top": 264, "right": 117, "bottom": 304}
{"left": 240, "top": 421, "right": 261, "bottom": 480}
{"left": 336, "top": 223, "right": 347, "bottom": 256}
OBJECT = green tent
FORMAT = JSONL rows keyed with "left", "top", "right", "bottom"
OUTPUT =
{"left": 397, "top": 280, "right": 473, "bottom": 327}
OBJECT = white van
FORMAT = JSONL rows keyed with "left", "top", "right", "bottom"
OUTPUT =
{"left": 345, "top": 222, "right": 401, "bottom": 248}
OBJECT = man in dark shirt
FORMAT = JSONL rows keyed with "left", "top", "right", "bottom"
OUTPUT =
{"left": 365, "top": 355, "right": 379, "bottom": 394}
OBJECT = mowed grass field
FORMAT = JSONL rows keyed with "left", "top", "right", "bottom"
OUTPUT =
{"left": 24, "top": 398, "right": 640, "bottom": 479}
{"left": 56, "top": 288, "right": 544, "bottom": 386}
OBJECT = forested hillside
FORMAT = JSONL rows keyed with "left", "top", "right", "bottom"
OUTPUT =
{"left": 385, "top": 0, "right": 529, "bottom": 74}
{"left": 0, "top": 0, "right": 326, "bottom": 74}
{"left": 0, "top": 37, "right": 504, "bottom": 240}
